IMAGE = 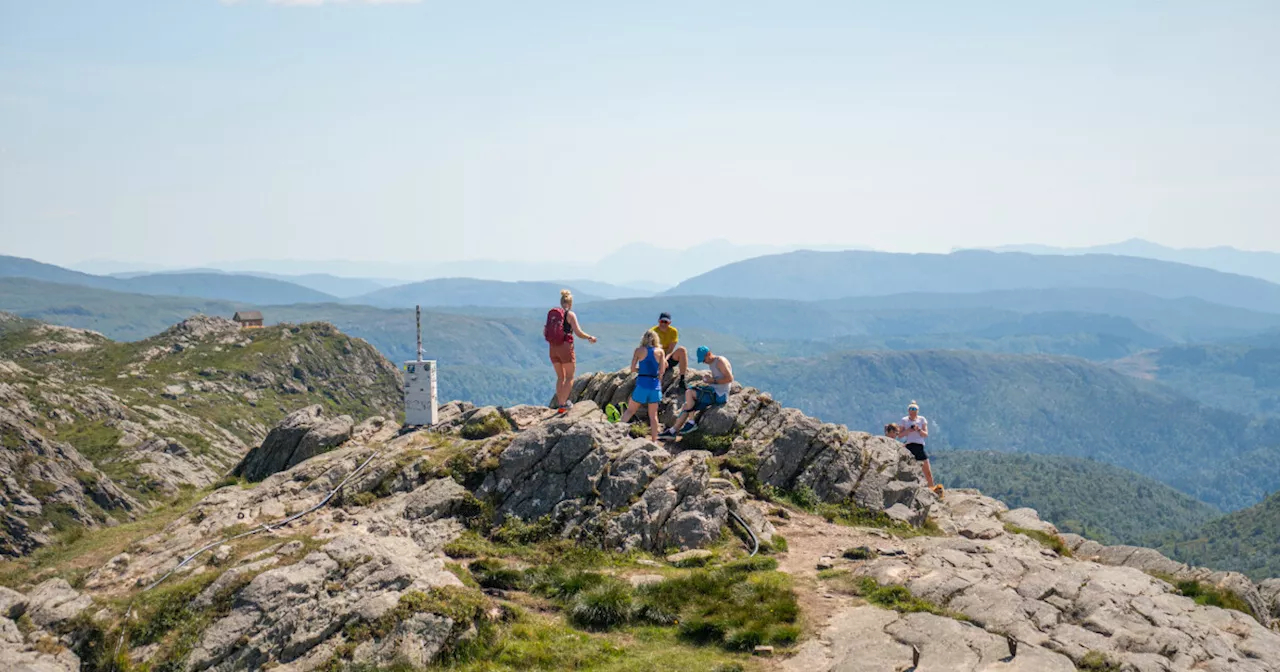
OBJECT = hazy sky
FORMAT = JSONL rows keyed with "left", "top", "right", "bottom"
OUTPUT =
{"left": 2, "top": 1, "right": 1278, "bottom": 268}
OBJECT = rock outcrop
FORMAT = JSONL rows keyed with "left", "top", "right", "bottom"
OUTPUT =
{"left": 233, "top": 405, "right": 355, "bottom": 482}
{"left": 565, "top": 370, "right": 938, "bottom": 524}
{"left": 3, "top": 363, "right": 1278, "bottom": 671}
{"left": 787, "top": 489, "right": 1280, "bottom": 672}
{"left": 0, "top": 313, "right": 401, "bottom": 557}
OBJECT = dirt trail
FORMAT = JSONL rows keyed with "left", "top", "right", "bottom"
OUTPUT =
{"left": 769, "top": 510, "right": 898, "bottom": 639}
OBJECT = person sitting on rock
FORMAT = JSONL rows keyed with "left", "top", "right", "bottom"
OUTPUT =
{"left": 653, "top": 312, "right": 689, "bottom": 390}
{"left": 900, "top": 401, "right": 940, "bottom": 492}
{"left": 884, "top": 422, "right": 900, "bottom": 439}
{"left": 613, "top": 329, "right": 667, "bottom": 441}
{"left": 660, "top": 346, "right": 732, "bottom": 438}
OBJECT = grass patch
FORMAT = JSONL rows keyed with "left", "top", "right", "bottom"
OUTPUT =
{"left": 822, "top": 574, "right": 969, "bottom": 621}
{"left": 676, "top": 430, "right": 735, "bottom": 455}
{"left": 54, "top": 420, "right": 124, "bottom": 464}
{"left": 0, "top": 487, "right": 204, "bottom": 590}
{"left": 126, "top": 572, "right": 220, "bottom": 646}
{"left": 490, "top": 515, "right": 557, "bottom": 546}
{"left": 441, "top": 614, "right": 759, "bottom": 672}
{"left": 469, "top": 558, "right": 528, "bottom": 591}
{"left": 1077, "top": 650, "right": 1122, "bottom": 671}
{"left": 460, "top": 414, "right": 512, "bottom": 441}
{"left": 1149, "top": 573, "right": 1256, "bottom": 617}
{"left": 1003, "top": 524, "right": 1073, "bottom": 557}
{"left": 569, "top": 579, "right": 635, "bottom": 630}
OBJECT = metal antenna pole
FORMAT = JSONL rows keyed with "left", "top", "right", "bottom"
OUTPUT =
{"left": 416, "top": 305, "right": 423, "bottom": 362}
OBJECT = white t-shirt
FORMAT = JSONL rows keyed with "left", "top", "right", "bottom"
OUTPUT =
{"left": 900, "top": 415, "right": 928, "bottom": 444}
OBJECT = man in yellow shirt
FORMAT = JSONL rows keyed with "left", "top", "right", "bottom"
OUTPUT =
{"left": 653, "top": 312, "right": 688, "bottom": 389}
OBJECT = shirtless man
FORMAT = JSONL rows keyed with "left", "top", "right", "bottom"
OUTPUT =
{"left": 660, "top": 346, "right": 732, "bottom": 437}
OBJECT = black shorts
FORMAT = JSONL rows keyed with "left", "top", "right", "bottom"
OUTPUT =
{"left": 905, "top": 443, "right": 928, "bottom": 462}
{"left": 667, "top": 357, "right": 679, "bottom": 368}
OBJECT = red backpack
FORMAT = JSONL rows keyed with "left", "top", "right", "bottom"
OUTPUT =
{"left": 544, "top": 308, "right": 570, "bottom": 345}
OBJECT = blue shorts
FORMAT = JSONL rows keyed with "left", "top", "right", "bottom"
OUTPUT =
{"left": 691, "top": 386, "right": 727, "bottom": 411}
{"left": 631, "top": 387, "right": 662, "bottom": 405}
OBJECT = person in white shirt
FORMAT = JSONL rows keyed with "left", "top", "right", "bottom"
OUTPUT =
{"left": 900, "top": 401, "right": 938, "bottom": 491}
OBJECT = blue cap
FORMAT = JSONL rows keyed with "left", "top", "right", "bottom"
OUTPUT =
{"left": 696, "top": 346, "right": 710, "bottom": 363}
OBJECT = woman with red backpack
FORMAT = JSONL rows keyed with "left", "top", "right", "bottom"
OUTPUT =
{"left": 546, "top": 289, "right": 597, "bottom": 413}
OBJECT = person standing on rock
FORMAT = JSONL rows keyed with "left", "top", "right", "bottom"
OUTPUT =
{"left": 660, "top": 346, "right": 733, "bottom": 438}
{"left": 614, "top": 329, "right": 667, "bottom": 441}
{"left": 546, "top": 289, "right": 597, "bottom": 414}
{"left": 653, "top": 312, "right": 689, "bottom": 390}
{"left": 900, "top": 401, "right": 940, "bottom": 492}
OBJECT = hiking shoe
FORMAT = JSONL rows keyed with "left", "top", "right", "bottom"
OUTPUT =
{"left": 557, "top": 404, "right": 570, "bottom": 415}
{"left": 679, "top": 421, "right": 698, "bottom": 435}
{"left": 658, "top": 427, "right": 677, "bottom": 439}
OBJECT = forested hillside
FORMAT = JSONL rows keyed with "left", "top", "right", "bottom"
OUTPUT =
{"left": 737, "top": 350, "right": 1280, "bottom": 511}
{"left": 1153, "top": 491, "right": 1280, "bottom": 581}
{"left": 932, "top": 451, "right": 1221, "bottom": 545}
{"left": 1112, "top": 341, "right": 1280, "bottom": 417}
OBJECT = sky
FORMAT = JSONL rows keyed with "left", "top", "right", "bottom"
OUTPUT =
{"left": 1, "top": 1, "right": 1278, "bottom": 268}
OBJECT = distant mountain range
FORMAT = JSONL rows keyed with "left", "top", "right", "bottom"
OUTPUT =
{"left": 68, "top": 239, "right": 864, "bottom": 286}
{"left": 666, "top": 249, "right": 1280, "bottom": 313}
{"left": 350, "top": 278, "right": 608, "bottom": 309}
{"left": 988, "top": 239, "right": 1280, "bottom": 286}
{"left": 1, "top": 255, "right": 335, "bottom": 305}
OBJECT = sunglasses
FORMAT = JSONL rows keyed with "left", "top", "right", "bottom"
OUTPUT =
{"left": 659, "top": 320, "right": 670, "bottom": 325}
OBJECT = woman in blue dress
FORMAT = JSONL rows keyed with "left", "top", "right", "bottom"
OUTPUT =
{"left": 618, "top": 329, "right": 667, "bottom": 441}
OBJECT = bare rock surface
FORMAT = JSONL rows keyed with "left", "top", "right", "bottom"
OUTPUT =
{"left": 782, "top": 489, "right": 1280, "bottom": 672}
{"left": 233, "top": 405, "right": 354, "bottom": 482}
{"left": 566, "top": 370, "right": 939, "bottom": 524}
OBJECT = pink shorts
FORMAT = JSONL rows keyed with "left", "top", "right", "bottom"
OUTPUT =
{"left": 549, "top": 341, "right": 575, "bottom": 364}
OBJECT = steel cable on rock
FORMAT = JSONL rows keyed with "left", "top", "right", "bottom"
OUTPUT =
{"left": 113, "top": 441, "right": 392, "bottom": 656}
{"left": 727, "top": 510, "right": 759, "bottom": 557}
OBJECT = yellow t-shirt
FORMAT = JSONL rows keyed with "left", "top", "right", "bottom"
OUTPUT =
{"left": 653, "top": 324, "right": 679, "bottom": 352}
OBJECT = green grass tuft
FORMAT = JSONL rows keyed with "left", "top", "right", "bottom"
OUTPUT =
{"left": 460, "top": 414, "right": 511, "bottom": 440}
{"left": 1003, "top": 524, "right": 1073, "bottom": 557}
{"left": 569, "top": 579, "right": 635, "bottom": 630}
{"left": 1077, "top": 650, "right": 1122, "bottom": 671}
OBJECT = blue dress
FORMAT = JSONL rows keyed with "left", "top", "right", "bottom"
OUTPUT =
{"left": 632, "top": 347, "right": 663, "bottom": 405}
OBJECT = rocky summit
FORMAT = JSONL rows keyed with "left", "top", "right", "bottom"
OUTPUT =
{"left": 0, "top": 348, "right": 1277, "bottom": 671}
{"left": 0, "top": 313, "right": 401, "bottom": 558}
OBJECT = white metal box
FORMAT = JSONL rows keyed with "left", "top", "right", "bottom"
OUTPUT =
{"left": 404, "top": 360, "right": 438, "bottom": 426}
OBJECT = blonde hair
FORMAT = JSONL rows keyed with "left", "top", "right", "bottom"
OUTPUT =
{"left": 641, "top": 329, "right": 660, "bottom": 348}
{"left": 560, "top": 289, "right": 573, "bottom": 309}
